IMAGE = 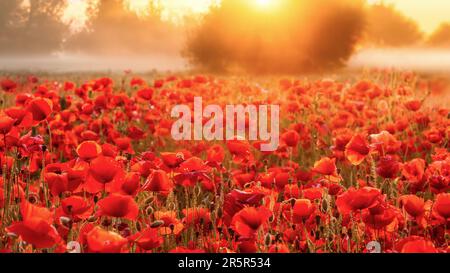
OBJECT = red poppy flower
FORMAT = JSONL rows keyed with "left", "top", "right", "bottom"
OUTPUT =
{"left": 370, "top": 131, "right": 401, "bottom": 155}
{"left": 432, "top": 193, "right": 450, "bottom": 223}
{"left": 142, "top": 169, "right": 173, "bottom": 195}
{"left": 399, "top": 195, "right": 425, "bottom": 218}
{"left": 281, "top": 130, "right": 300, "bottom": 147}
{"left": 44, "top": 168, "right": 69, "bottom": 196}
{"left": 362, "top": 204, "right": 396, "bottom": 229}
{"left": 97, "top": 194, "right": 139, "bottom": 220}
{"left": 291, "top": 199, "right": 316, "bottom": 223}
{"left": 402, "top": 158, "right": 426, "bottom": 184}
{"left": 6, "top": 218, "right": 61, "bottom": 249}
{"left": 223, "top": 189, "right": 267, "bottom": 226}
{"left": 183, "top": 207, "right": 211, "bottom": 227}
{"left": 160, "top": 152, "right": 186, "bottom": 168}
{"left": 312, "top": 157, "right": 338, "bottom": 176}
{"left": 336, "top": 187, "right": 381, "bottom": 214}
{"left": 111, "top": 171, "right": 141, "bottom": 196}
{"left": 226, "top": 140, "right": 253, "bottom": 163}
{"left": 60, "top": 196, "right": 93, "bottom": 220}
{"left": 0, "top": 114, "right": 15, "bottom": 134}
{"left": 154, "top": 211, "right": 184, "bottom": 236}
{"left": 302, "top": 187, "right": 323, "bottom": 201}
{"left": 376, "top": 155, "right": 400, "bottom": 179}
{"left": 237, "top": 240, "right": 258, "bottom": 253}
{"left": 395, "top": 236, "right": 437, "bottom": 253}
{"left": 89, "top": 156, "right": 121, "bottom": 184}
{"left": 76, "top": 141, "right": 102, "bottom": 161}
{"left": 404, "top": 100, "right": 422, "bottom": 111}
{"left": 1, "top": 78, "right": 17, "bottom": 92}
{"left": 174, "top": 157, "right": 211, "bottom": 187}
{"left": 6, "top": 201, "right": 61, "bottom": 249}
{"left": 129, "top": 228, "right": 162, "bottom": 251}
{"left": 345, "top": 134, "right": 370, "bottom": 165}
{"left": 137, "top": 88, "right": 154, "bottom": 100}
{"left": 4, "top": 107, "right": 33, "bottom": 128}
{"left": 86, "top": 226, "right": 128, "bottom": 253}
{"left": 26, "top": 98, "right": 53, "bottom": 122}
{"left": 114, "top": 137, "right": 134, "bottom": 154}
{"left": 231, "top": 206, "right": 272, "bottom": 238}
{"left": 206, "top": 144, "right": 225, "bottom": 164}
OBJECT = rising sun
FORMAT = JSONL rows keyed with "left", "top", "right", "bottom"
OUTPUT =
{"left": 255, "top": 0, "right": 273, "bottom": 7}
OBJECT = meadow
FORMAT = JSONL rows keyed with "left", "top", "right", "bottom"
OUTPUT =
{"left": 0, "top": 70, "right": 448, "bottom": 253}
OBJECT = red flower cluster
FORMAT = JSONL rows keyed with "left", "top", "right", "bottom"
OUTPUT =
{"left": 0, "top": 72, "right": 448, "bottom": 253}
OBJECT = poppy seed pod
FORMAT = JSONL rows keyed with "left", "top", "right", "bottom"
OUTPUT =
{"left": 151, "top": 220, "right": 164, "bottom": 228}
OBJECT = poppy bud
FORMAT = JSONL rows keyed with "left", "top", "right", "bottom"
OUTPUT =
{"left": 135, "top": 222, "right": 142, "bottom": 231}
{"left": 59, "top": 216, "right": 72, "bottom": 226}
{"left": 6, "top": 232, "right": 18, "bottom": 239}
{"left": 151, "top": 220, "right": 164, "bottom": 228}
{"left": 88, "top": 215, "right": 97, "bottom": 222}
{"left": 145, "top": 206, "right": 154, "bottom": 215}
{"left": 144, "top": 197, "right": 154, "bottom": 205}
{"left": 265, "top": 233, "right": 272, "bottom": 246}
{"left": 321, "top": 200, "right": 328, "bottom": 211}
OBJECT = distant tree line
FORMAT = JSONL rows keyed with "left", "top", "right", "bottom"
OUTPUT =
{"left": 0, "top": 0, "right": 449, "bottom": 72}
{"left": 0, "top": 0, "right": 68, "bottom": 55}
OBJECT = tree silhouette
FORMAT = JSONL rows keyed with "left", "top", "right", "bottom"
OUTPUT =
{"left": 0, "top": 0, "right": 68, "bottom": 55}
{"left": 66, "top": 0, "right": 182, "bottom": 56}
{"left": 185, "top": 0, "right": 366, "bottom": 73}
{"left": 428, "top": 23, "right": 450, "bottom": 47}
{"left": 365, "top": 3, "right": 423, "bottom": 47}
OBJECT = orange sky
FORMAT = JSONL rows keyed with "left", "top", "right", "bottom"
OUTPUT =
{"left": 64, "top": 0, "right": 450, "bottom": 33}
{"left": 368, "top": 0, "right": 450, "bottom": 33}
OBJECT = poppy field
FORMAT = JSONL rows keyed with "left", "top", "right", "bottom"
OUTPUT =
{"left": 0, "top": 71, "right": 449, "bottom": 253}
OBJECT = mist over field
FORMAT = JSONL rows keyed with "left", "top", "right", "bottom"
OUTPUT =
{"left": 1, "top": 0, "right": 449, "bottom": 74}
{"left": 350, "top": 48, "right": 450, "bottom": 73}
{"left": 1, "top": 48, "right": 450, "bottom": 73}
{"left": 0, "top": 53, "right": 187, "bottom": 73}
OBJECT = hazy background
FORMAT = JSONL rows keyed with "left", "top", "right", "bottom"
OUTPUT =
{"left": 0, "top": 0, "right": 449, "bottom": 73}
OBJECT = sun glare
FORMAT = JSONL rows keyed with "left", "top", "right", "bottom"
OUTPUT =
{"left": 255, "top": 0, "right": 274, "bottom": 8}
